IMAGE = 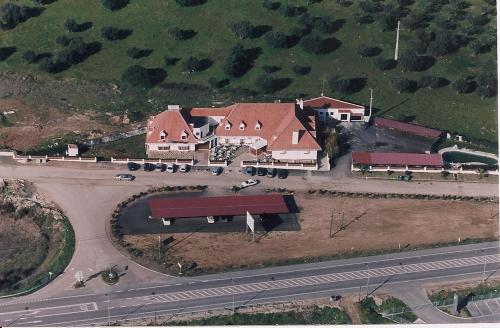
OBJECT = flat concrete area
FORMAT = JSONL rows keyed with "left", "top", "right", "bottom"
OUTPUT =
{"left": 117, "top": 192, "right": 300, "bottom": 234}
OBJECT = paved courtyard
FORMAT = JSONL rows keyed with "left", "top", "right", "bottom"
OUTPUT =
{"left": 467, "top": 297, "right": 500, "bottom": 317}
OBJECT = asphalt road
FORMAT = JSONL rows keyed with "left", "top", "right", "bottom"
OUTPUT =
{"left": 0, "top": 242, "right": 499, "bottom": 326}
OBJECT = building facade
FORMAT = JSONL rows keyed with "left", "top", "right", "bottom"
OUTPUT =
{"left": 300, "top": 95, "right": 367, "bottom": 122}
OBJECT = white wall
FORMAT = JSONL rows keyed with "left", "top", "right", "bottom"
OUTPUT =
{"left": 147, "top": 143, "right": 196, "bottom": 151}
{"left": 207, "top": 116, "right": 225, "bottom": 126}
{"left": 271, "top": 150, "right": 318, "bottom": 161}
{"left": 217, "top": 136, "right": 266, "bottom": 148}
{"left": 192, "top": 123, "right": 210, "bottom": 139}
{"left": 315, "top": 108, "right": 365, "bottom": 122}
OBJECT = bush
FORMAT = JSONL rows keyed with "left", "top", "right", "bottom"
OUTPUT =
{"left": 292, "top": 65, "right": 311, "bottom": 75}
{"left": 417, "top": 75, "right": 448, "bottom": 89}
{"left": 262, "top": 65, "right": 281, "bottom": 73}
{"left": 452, "top": 77, "right": 476, "bottom": 94}
{"left": 0, "top": 46, "right": 16, "bottom": 61}
{"left": 427, "top": 31, "right": 460, "bottom": 57}
{"left": 313, "top": 16, "right": 334, "bottom": 34}
{"left": 101, "top": 26, "right": 131, "bottom": 41}
{"left": 299, "top": 33, "right": 338, "bottom": 54}
{"left": 168, "top": 27, "right": 196, "bottom": 40}
{"left": 127, "top": 47, "right": 152, "bottom": 59}
{"left": 121, "top": 65, "right": 166, "bottom": 88}
{"left": 64, "top": 18, "right": 78, "bottom": 32}
{"left": 358, "top": 44, "right": 380, "bottom": 57}
{"left": 175, "top": 0, "right": 206, "bottom": 6}
{"left": 22, "top": 50, "right": 36, "bottom": 63}
{"left": 265, "top": 31, "right": 289, "bottom": 48}
{"left": 391, "top": 77, "right": 413, "bottom": 93}
{"left": 1, "top": 3, "right": 38, "bottom": 29}
{"left": 262, "top": 0, "right": 280, "bottom": 11}
{"left": 101, "top": 0, "right": 129, "bottom": 11}
{"left": 164, "top": 56, "right": 180, "bottom": 66}
{"left": 279, "top": 4, "right": 304, "bottom": 17}
{"left": 223, "top": 44, "right": 254, "bottom": 77}
{"left": 329, "top": 75, "right": 366, "bottom": 94}
{"left": 353, "top": 13, "right": 374, "bottom": 25}
{"left": 182, "top": 56, "right": 211, "bottom": 73}
{"left": 373, "top": 57, "right": 397, "bottom": 70}
{"left": 229, "top": 20, "right": 254, "bottom": 39}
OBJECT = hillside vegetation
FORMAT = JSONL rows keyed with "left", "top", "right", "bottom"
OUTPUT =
{"left": 0, "top": 0, "right": 497, "bottom": 144}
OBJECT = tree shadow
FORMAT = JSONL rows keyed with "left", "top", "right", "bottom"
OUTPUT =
{"left": 262, "top": 65, "right": 281, "bottom": 73}
{"left": 320, "top": 37, "right": 342, "bottom": 53}
{"left": 181, "top": 29, "right": 197, "bottom": 40}
{"left": 348, "top": 77, "right": 367, "bottom": 93}
{"left": 271, "top": 77, "right": 293, "bottom": 91}
{"left": 134, "top": 48, "right": 153, "bottom": 58}
{"left": 251, "top": 25, "right": 272, "bottom": 38}
{"left": 330, "top": 19, "right": 346, "bottom": 33}
{"left": 148, "top": 68, "right": 167, "bottom": 86}
{"left": 416, "top": 56, "right": 436, "bottom": 72}
{"left": 245, "top": 47, "right": 262, "bottom": 62}
{"left": 0, "top": 47, "right": 17, "bottom": 61}
{"left": 76, "top": 21, "right": 92, "bottom": 32}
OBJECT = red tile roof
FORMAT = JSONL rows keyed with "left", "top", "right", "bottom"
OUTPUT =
{"left": 146, "top": 109, "right": 197, "bottom": 144}
{"left": 352, "top": 152, "right": 444, "bottom": 167}
{"left": 215, "top": 103, "right": 321, "bottom": 151}
{"left": 190, "top": 107, "right": 232, "bottom": 117}
{"left": 373, "top": 117, "right": 443, "bottom": 139}
{"left": 149, "top": 194, "right": 289, "bottom": 219}
{"left": 303, "top": 96, "right": 365, "bottom": 110}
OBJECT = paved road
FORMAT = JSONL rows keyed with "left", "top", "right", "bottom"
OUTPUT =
{"left": 0, "top": 242, "right": 499, "bottom": 326}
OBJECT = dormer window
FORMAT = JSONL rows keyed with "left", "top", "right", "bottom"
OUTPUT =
{"left": 255, "top": 121, "right": 261, "bottom": 130}
{"left": 225, "top": 122, "right": 232, "bottom": 130}
{"left": 181, "top": 130, "right": 188, "bottom": 140}
{"left": 160, "top": 130, "right": 167, "bottom": 140}
{"left": 239, "top": 121, "right": 246, "bottom": 130}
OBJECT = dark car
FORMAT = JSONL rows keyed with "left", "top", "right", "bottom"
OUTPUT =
{"left": 266, "top": 168, "right": 276, "bottom": 178}
{"left": 277, "top": 169, "right": 288, "bottom": 179}
{"left": 143, "top": 163, "right": 156, "bottom": 171}
{"left": 155, "top": 163, "right": 166, "bottom": 172}
{"left": 127, "top": 162, "right": 141, "bottom": 171}
{"left": 244, "top": 166, "right": 255, "bottom": 176}
{"left": 257, "top": 167, "right": 267, "bottom": 176}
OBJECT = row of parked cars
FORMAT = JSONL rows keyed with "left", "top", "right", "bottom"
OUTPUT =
{"left": 244, "top": 166, "right": 288, "bottom": 179}
{"left": 127, "top": 162, "right": 190, "bottom": 173}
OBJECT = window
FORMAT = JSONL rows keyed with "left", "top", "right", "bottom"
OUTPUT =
{"left": 158, "top": 146, "right": 170, "bottom": 151}
{"left": 255, "top": 121, "right": 261, "bottom": 130}
{"left": 178, "top": 146, "right": 190, "bottom": 151}
{"left": 280, "top": 150, "right": 286, "bottom": 154}
{"left": 240, "top": 139, "right": 245, "bottom": 144}
{"left": 225, "top": 139, "right": 230, "bottom": 143}
{"left": 160, "top": 130, "right": 167, "bottom": 140}
{"left": 304, "top": 150, "right": 310, "bottom": 154}
{"left": 181, "top": 130, "right": 188, "bottom": 140}
{"left": 340, "top": 114, "right": 348, "bottom": 121}
{"left": 239, "top": 121, "right": 246, "bottom": 130}
{"left": 225, "top": 122, "right": 231, "bottom": 130}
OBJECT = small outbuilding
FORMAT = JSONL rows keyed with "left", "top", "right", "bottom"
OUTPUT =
{"left": 67, "top": 144, "right": 79, "bottom": 157}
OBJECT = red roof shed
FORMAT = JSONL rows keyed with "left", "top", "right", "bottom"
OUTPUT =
{"left": 149, "top": 194, "right": 290, "bottom": 219}
{"left": 373, "top": 117, "right": 443, "bottom": 139}
{"left": 352, "top": 152, "right": 444, "bottom": 167}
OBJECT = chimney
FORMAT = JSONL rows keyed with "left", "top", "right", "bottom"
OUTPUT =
{"left": 167, "top": 105, "right": 181, "bottom": 111}
{"left": 295, "top": 98, "right": 304, "bottom": 110}
{"left": 292, "top": 130, "right": 300, "bottom": 145}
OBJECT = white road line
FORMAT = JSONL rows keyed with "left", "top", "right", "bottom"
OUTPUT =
{"left": 474, "top": 303, "right": 484, "bottom": 316}
{"left": 485, "top": 300, "right": 494, "bottom": 314}
{"left": 195, "top": 290, "right": 213, "bottom": 297}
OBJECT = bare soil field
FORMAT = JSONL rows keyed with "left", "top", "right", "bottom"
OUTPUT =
{"left": 0, "top": 98, "right": 125, "bottom": 151}
{"left": 124, "top": 192, "right": 499, "bottom": 274}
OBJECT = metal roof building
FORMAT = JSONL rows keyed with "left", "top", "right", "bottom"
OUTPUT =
{"left": 148, "top": 194, "right": 290, "bottom": 219}
{"left": 373, "top": 117, "right": 443, "bottom": 139}
{"left": 352, "top": 152, "right": 444, "bottom": 167}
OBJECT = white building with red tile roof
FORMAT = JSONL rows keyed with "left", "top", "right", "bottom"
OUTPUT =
{"left": 146, "top": 105, "right": 209, "bottom": 157}
{"left": 300, "top": 95, "right": 367, "bottom": 122}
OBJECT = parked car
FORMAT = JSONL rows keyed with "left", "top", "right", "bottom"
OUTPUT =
{"left": 143, "top": 163, "right": 156, "bottom": 171}
{"left": 266, "top": 168, "right": 276, "bottom": 178}
{"left": 240, "top": 179, "right": 259, "bottom": 188}
{"left": 220, "top": 216, "right": 232, "bottom": 223}
{"left": 155, "top": 163, "right": 166, "bottom": 172}
{"left": 162, "top": 218, "right": 172, "bottom": 226}
{"left": 277, "top": 169, "right": 288, "bottom": 179}
{"left": 245, "top": 166, "right": 255, "bottom": 176}
{"left": 257, "top": 167, "right": 267, "bottom": 176}
{"left": 179, "top": 164, "right": 189, "bottom": 172}
{"left": 127, "top": 162, "right": 140, "bottom": 171}
{"left": 211, "top": 166, "right": 222, "bottom": 176}
{"left": 115, "top": 174, "right": 134, "bottom": 181}
{"left": 166, "top": 163, "right": 175, "bottom": 173}
{"left": 207, "top": 215, "right": 215, "bottom": 224}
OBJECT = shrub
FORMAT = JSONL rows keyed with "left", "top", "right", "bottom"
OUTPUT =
{"left": 127, "top": 47, "right": 152, "bottom": 59}
{"left": 452, "top": 77, "right": 476, "bottom": 94}
{"left": 299, "top": 33, "right": 332, "bottom": 54}
{"left": 182, "top": 56, "right": 211, "bottom": 73}
{"left": 417, "top": 75, "right": 448, "bottom": 89}
{"left": 292, "top": 65, "right": 311, "bottom": 75}
{"left": 358, "top": 44, "right": 380, "bottom": 57}
{"left": 262, "top": 0, "right": 280, "bottom": 11}
{"left": 168, "top": 27, "right": 196, "bottom": 40}
{"left": 229, "top": 20, "right": 254, "bottom": 39}
{"left": 101, "top": 26, "right": 131, "bottom": 41}
{"left": 329, "top": 75, "right": 352, "bottom": 93}
{"left": 313, "top": 16, "right": 334, "bottom": 34}
{"left": 399, "top": 50, "right": 433, "bottom": 72}
{"left": 391, "top": 77, "right": 413, "bottom": 93}
{"left": 64, "top": 18, "right": 78, "bottom": 32}
{"left": 353, "top": 13, "right": 374, "bottom": 25}
{"left": 427, "top": 31, "right": 460, "bottom": 56}
{"left": 164, "top": 56, "right": 179, "bottom": 66}
{"left": 121, "top": 65, "right": 166, "bottom": 88}
{"left": 256, "top": 73, "right": 274, "bottom": 93}
{"left": 279, "top": 4, "right": 304, "bottom": 17}
{"left": 100, "top": 0, "right": 129, "bottom": 11}
{"left": 175, "top": 0, "right": 206, "bottom": 6}
{"left": 265, "top": 31, "right": 289, "bottom": 48}
{"left": 223, "top": 44, "right": 252, "bottom": 77}
{"left": 262, "top": 65, "right": 281, "bottom": 73}
{"left": 0, "top": 3, "right": 38, "bottom": 29}
{"left": 0, "top": 46, "right": 16, "bottom": 61}
{"left": 22, "top": 50, "right": 36, "bottom": 63}
{"left": 373, "top": 57, "right": 397, "bottom": 70}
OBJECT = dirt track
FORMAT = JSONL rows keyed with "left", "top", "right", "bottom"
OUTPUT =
{"left": 126, "top": 192, "right": 499, "bottom": 272}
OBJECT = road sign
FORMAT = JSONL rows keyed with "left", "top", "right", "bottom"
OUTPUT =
{"left": 74, "top": 271, "right": 84, "bottom": 282}
{"left": 246, "top": 211, "right": 255, "bottom": 232}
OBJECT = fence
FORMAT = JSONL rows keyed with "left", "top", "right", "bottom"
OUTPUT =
{"left": 110, "top": 157, "right": 194, "bottom": 165}
{"left": 431, "top": 290, "right": 500, "bottom": 308}
{"left": 12, "top": 154, "right": 97, "bottom": 163}
{"left": 241, "top": 160, "right": 318, "bottom": 171}
{"left": 351, "top": 164, "right": 500, "bottom": 176}
{"left": 207, "top": 159, "right": 228, "bottom": 167}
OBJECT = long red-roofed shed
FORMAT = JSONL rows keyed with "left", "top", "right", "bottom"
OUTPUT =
{"left": 149, "top": 194, "right": 289, "bottom": 219}
{"left": 373, "top": 117, "right": 443, "bottom": 139}
{"left": 352, "top": 152, "right": 444, "bottom": 167}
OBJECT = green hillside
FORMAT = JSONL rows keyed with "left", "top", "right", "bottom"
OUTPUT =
{"left": 0, "top": 0, "right": 497, "bottom": 144}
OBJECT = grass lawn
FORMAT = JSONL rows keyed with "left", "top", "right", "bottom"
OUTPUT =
{"left": 168, "top": 305, "right": 351, "bottom": 325}
{"left": 0, "top": 0, "right": 496, "bottom": 144}
{"left": 84, "top": 134, "right": 146, "bottom": 159}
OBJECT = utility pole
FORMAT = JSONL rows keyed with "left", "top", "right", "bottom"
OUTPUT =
{"left": 394, "top": 20, "right": 400, "bottom": 61}
{"left": 321, "top": 75, "right": 326, "bottom": 96}
{"left": 482, "top": 250, "right": 487, "bottom": 284}
{"left": 365, "top": 263, "right": 370, "bottom": 298}
{"left": 107, "top": 292, "right": 111, "bottom": 326}
{"left": 329, "top": 211, "right": 334, "bottom": 238}
{"left": 231, "top": 278, "right": 235, "bottom": 314}
{"left": 340, "top": 211, "right": 345, "bottom": 231}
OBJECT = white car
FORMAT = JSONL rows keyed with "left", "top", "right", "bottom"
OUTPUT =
{"left": 207, "top": 216, "right": 215, "bottom": 224}
{"left": 115, "top": 174, "right": 134, "bottom": 181}
{"left": 240, "top": 179, "right": 259, "bottom": 188}
{"left": 179, "top": 164, "right": 189, "bottom": 172}
{"left": 166, "top": 163, "right": 175, "bottom": 173}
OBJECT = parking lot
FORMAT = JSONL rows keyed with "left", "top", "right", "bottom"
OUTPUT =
{"left": 467, "top": 297, "right": 500, "bottom": 317}
{"left": 117, "top": 192, "right": 300, "bottom": 234}
{"left": 341, "top": 122, "right": 437, "bottom": 153}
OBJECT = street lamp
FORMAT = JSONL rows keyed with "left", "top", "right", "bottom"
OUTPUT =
{"left": 365, "top": 263, "right": 370, "bottom": 298}
{"left": 482, "top": 250, "right": 487, "bottom": 284}
{"left": 231, "top": 278, "right": 235, "bottom": 314}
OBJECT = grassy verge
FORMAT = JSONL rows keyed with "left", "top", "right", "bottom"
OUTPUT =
{"left": 353, "top": 170, "right": 499, "bottom": 183}
{"left": 358, "top": 296, "right": 417, "bottom": 324}
{"left": 429, "top": 280, "right": 500, "bottom": 304}
{"left": 166, "top": 305, "right": 350, "bottom": 325}
{"left": 83, "top": 134, "right": 146, "bottom": 159}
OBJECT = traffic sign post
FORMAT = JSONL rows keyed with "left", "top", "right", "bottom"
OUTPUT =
{"left": 246, "top": 211, "right": 255, "bottom": 242}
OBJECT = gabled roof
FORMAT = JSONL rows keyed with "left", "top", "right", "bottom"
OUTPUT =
{"left": 146, "top": 109, "right": 197, "bottom": 144}
{"left": 215, "top": 103, "right": 320, "bottom": 150}
{"left": 352, "top": 152, "right": 444, "bottom": 166}
{"left": 190, "top": 107, "right": 232, "bottom": 117}
{"left": 303, "top": 95, "right": 365, "bottom": 110}
{"left": 373, "top": 117, "right": 443, "bottom": 139}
